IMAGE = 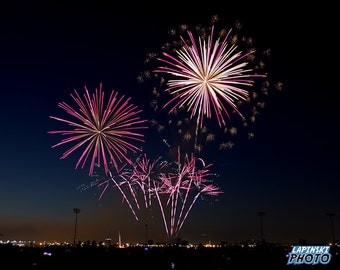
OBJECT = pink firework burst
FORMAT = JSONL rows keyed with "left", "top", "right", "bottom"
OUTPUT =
{"left": 144, "top": 17, "right": 276, "bottom": 153}
{"left": 48, "top": 83, "right": 148, "bottom": 176}
{"left": 140, "top": 16, "right": 282, "bottom": 155}
{"left": 154, "top": 24, "right": 266, "bottom": 131}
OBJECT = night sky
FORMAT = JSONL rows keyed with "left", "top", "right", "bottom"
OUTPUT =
{"left": 0, "top": 2, "right": 338, "bottom": 245}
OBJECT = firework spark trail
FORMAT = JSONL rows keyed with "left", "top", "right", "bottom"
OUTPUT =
{"left": 107, "top": 169, "right": 140, "bottom": 221}
{"left": 96, "top": 164, "right": 140, "bottom": 221}
{"left": 171, "top": 150, "right": 222, "bottom": 237}
{"left": 94, "top": 154, "right": 168, "bottom": 222}
{"left": 153, "top": 179, "right": 170, "bottom": 237}
{"left": 120, "top": 169, "right": 141, "bottom": 211}
{"left": 49, "top": 83, "right": 148, "bottom": 176}
{"left": 152, "top": 147, "right": 223, "bottom": 239}
{"left": 176, "top": 184, "right": 223, "bottom": 235}
{"left": 175, "top": 154, "right": 208, "bottom": 233}
{"left": 96, "top": 163, "right": 127, "bottom": 200}
{"left": 130, "top": 154, "right": 169, "bottom": 209}
{"left": 131, "top": 154, "right": 155, "bottom": 209}
{"left": 154, "top": 25, "right": 266, "bottom": 148}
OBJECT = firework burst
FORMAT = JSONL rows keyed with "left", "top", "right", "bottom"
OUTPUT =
{"left": 139, "top": 16, "right": 282, "bottom": 155}
{"left": 48, "top": 83, "right": 148, "bottom": 176}
{"left": 154, "top": 25, "right": 264, "bottom": 130}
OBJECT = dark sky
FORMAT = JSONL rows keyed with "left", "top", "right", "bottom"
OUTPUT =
{"left": 0, "top": 1, "right": 339, "bottom": 245}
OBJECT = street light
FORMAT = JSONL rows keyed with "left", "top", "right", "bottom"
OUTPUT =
{"left": 257, "top": 211, "right": 265, "bottom": 243}
{"left": 326, "top": 212, "right": 336, "bottom": 243}
{"left": 73, "top": 208, "right": 80, "bottom": 246}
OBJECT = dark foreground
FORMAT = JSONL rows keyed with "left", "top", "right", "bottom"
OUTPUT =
{"left": 0, "top": 244, "right": 339, "bottom": 270}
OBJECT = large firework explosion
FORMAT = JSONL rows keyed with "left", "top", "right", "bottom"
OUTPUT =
{"left": 138, "top": 15, "right": 282, "bottom": 156}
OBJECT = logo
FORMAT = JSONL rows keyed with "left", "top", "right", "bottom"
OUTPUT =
{"left": 287, "top": 246, "right": 332, "bottom": 265}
